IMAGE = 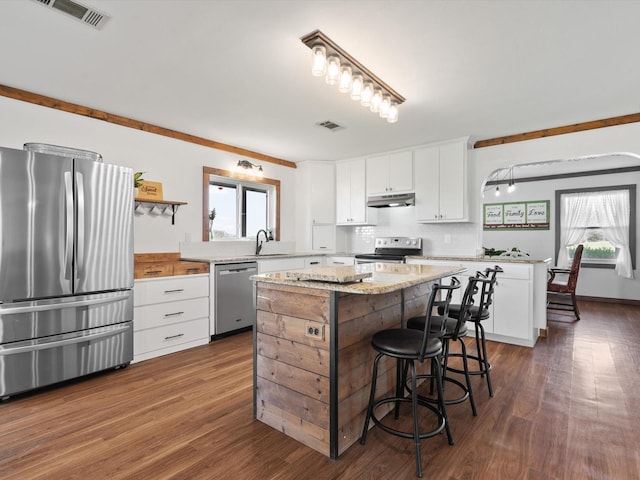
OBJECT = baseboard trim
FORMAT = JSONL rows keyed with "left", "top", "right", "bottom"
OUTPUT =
{"left": 577, "top": 295, "right": 640, "bottom": 306}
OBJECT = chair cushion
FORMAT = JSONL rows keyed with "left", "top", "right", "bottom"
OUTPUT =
{"left": 371, "top": 328, "right": 442, "bottom": 358}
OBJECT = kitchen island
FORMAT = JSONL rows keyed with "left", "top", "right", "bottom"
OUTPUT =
{"left": 251, "top": 262, "right": 464, "bottom": 459}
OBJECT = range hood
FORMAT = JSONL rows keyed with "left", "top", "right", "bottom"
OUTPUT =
{"left": 367, "top": 192, "right": 415, "bottom": 208}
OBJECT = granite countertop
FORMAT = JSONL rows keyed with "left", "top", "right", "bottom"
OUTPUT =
{"left": 408, "top": 255, "right": 552, "bottom": 264}
{"left": 180, "top": 252, "right": 327, "bottom": 263}
{"left": 251, "top": 263, "right": 466, "bottom": 294}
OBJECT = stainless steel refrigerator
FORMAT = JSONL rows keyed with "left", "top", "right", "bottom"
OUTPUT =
{"left": 0, "top": 144, "right": 134, "bottom": 399}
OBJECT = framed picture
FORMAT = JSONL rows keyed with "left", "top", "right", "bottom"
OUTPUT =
{"left": 483, "top": 200, "right": 550, "bottom": 230}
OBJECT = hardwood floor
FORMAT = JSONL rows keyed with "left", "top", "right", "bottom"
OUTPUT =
{"left": 1, "top": 300, "right": 639, "bottom": 479}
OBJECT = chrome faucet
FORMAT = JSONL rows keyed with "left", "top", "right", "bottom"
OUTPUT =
{"left": 255, "top": 229, "right": 273, "bottom": 255}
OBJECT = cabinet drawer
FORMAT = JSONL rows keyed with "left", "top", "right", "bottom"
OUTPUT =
{"left": 134, "top": 317, "right": 209, "bottom": 356}
{"left": 134, "top": 275, "right": 209, "bottom": 306}
{"left": 173, "top": 262, "right": 209, "bottom": 276}
{"left": 134, "top": 297, "right": 208, "bottom": 331}
{"left": 135, "top": 263, "right": 173, "bottom": 279}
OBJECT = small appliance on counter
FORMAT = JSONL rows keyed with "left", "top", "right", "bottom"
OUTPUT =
{"left": 355, "top": 237, "right": 423, "bottom": 264}
{"left": 0, "top": 144, "right": 134, "bottom": 399}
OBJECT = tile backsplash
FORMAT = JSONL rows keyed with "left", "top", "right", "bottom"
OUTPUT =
{"left": 345, "top": 206, "right": 479, "bottom": 255}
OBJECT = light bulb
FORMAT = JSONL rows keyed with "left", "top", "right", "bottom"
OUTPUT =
{"left": 495, "top": 186, "right": 501, "bottom": 197}
{"left": 350, "top": 74, "right": 363, "bottom": 100}
{"left": 507, "top": 182, "right": 515, "bottom": 193}
{"left": 360, "top": 81, "right": 374, "bottom": 106}
{"left": 325, "top": 55, "right": 340, "bottom": 85}
{"left": 311, "top": 44, "right": 326, "bottom": 77}
{"left": 379, "top": 95, "right": 391, "bottom": 118}
{"left": 387, "top": 102, "right": 399, "bottom": 123}
{"left": 370, "top": 88, "right": 383, "bottom": 113}
{"left": 338, "top": 64, "right": 352, "bottom": 93}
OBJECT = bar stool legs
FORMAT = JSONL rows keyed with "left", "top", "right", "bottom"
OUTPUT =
{"left": 360, "top": 353, "right": 453, "bottom": 478}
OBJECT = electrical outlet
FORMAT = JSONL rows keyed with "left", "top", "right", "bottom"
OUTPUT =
{"left": 305, "top": 321, "right": 325, "bottom": 340}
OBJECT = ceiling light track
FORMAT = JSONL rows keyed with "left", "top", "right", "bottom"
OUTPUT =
{"left": 301, "top": 29, "right": 405, "bottom": 123}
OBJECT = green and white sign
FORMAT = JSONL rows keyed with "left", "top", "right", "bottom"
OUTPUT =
{"left": 483, "top": 200, "right": 550, "bottom": 230}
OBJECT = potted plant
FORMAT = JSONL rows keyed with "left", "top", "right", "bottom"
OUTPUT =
{"left": 134, "top": 172, "right": 144, "bottom": 197}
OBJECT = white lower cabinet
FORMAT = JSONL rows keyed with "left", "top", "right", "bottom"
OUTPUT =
{"left": 133, "top": 274, "right": 210, "bottom": 362}
{"left": 258, "top": 256, "right": 324, "bottom": 273}
{"left": 325, "top": 255, "right": 356, "bottom": 266}
{"left": 406, "top": 258, "right": 547, "bottom": 347}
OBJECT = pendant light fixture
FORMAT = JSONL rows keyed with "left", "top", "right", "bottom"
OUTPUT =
{"left": 301, "top": 29, "right": 405, "bottom": 123}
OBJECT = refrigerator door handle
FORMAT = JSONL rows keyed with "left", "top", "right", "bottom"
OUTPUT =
{"left": 0, "top": 291, "right": 131, "bottom": 315}
{"left": 76, "top": 171, "right": 85, "bottom": 277}
{"left": 0, "top": 324, "right": 131, "bottom": 356}
{"left": 64, "top": 171, "right": 74, "bottom": 280}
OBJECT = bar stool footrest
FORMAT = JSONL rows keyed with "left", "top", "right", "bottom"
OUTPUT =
{"left": 447, "top": 352, "right": 492, "bottom": 377}
{"left": 370, "top": 397, "right": 446, "bottom": 441}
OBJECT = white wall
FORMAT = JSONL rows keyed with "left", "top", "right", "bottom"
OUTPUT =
{"left": 0, "top": 97, "right": 297, "bottom": 254}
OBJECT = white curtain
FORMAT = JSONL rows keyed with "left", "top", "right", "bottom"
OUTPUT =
{"left": 559, "top": 189, "right": 633, "bottom": 278}
{"left": 596, "top": 190, "right": 633, "bottom": 279}
{"left": 558, "top": 193, "right": 589, "bottom": 267}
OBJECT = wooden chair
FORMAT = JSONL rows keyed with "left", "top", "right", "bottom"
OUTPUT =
{"left": 547, "top": 244, "right": 584, "bottom": 320}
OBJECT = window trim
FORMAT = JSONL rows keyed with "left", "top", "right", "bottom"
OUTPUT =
{"left": 202, "top": 166, "right": 280, "bottom": 242}
{"left": 554, "top": 184, "right": 636, "bottom": 269}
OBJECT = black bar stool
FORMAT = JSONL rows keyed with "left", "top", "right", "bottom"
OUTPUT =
{"left": 360, "top": 281, "right": 459, "bottom": 478}
{"left": 443, "top": 266, "right": 502, "bottom": 397}
{"left": 406, "top": 275, "right": 480, "bottom": 416}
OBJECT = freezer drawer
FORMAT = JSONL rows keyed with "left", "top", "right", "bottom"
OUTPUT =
{"left": 0, "top": 322, "right": 133, "bottom": 398}
{"left": 0, "top": 290, "right": 133, "bottom": 344}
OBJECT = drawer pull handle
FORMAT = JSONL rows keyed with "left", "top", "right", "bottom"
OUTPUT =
{"left": 146, "top": 270, "right": 163, "bottom": 275}
{"left": 164, "top": 311, "right": 184, "bottom": 318}
{"left": 164, "top": 333, "right": 185, "bottom": 341}
{"left": 163, "top": 289, "right": 185, "bottom": 294}
{"left": 186, "top": 268, "right": 200, "bottom": 273}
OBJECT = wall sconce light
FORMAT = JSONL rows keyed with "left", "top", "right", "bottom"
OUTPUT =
{"left": 301, "top": 29, "right": 405, "bottom": 123}
{"left": 236, "top": 159, "right": 264, "bottom": 177}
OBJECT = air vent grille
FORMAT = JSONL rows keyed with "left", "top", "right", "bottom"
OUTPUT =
{"left": 316, "top": 120, "right": 345, "bottom": 132}
{"left": 30, "top": 0, "right": 111, "bottom": 30}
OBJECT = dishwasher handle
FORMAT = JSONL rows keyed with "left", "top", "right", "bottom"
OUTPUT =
{"left": 219, "top": 266, "right": 257, "bottom": 275}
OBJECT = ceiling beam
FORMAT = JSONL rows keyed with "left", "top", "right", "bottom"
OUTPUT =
{"left": 474, "top": 112, "right": 640, "bottom": 149}
{"left": 0, "top": 84, "right": 297, "bottom": 169}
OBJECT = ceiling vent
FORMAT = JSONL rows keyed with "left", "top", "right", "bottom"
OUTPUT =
{"left": 31, "top": 0, "right": 111, "bottom": 30}
{"left": 316, "top": 120, "right": 345, "bottom": 132}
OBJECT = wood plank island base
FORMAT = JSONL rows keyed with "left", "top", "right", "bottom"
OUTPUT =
{"left": 251, "top": 263, "right": 464, "bottom": 459}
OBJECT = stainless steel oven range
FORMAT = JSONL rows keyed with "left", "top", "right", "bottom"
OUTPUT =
{"left": 355, "top": 237, "right": 423, "bottom": 264}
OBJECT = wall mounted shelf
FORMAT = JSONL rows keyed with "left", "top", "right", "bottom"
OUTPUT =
{"left": 134, "top": 198, "right": 187, "bottom": 225}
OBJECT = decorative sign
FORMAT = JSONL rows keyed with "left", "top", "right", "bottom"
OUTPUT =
{"left": 137, "top": 181, "right": 164, "bottom": 200}
{"left": 483, "top": 200, "right": 549, "bottom": 230}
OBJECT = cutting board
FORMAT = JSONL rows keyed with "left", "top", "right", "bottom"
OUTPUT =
{"left": 285, "top": 266, "right": 372, "bottom": 284}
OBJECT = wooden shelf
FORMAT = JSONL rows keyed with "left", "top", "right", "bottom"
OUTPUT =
{"left": 134, "top": 198, "right": 187, "bottom": 225}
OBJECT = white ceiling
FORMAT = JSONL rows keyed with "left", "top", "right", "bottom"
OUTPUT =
{"left": 2, "top": 0, "right": 640, "bottom": 163}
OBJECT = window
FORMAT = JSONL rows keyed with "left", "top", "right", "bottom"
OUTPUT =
{"left": 555, "top": 185, "right": 636, "bottom": 278}
{"left": 208, "top": 178, "right": 272, "bottom": 239}
{"left": 203, "top": 166, "right": 280, "bottom": 241}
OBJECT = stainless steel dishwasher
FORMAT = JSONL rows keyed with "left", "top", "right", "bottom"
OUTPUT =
{"left": 214, "top": 262, "right": 258, "bottom": 336}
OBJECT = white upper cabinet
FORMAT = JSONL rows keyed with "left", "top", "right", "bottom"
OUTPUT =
{"left": 336, "top": 158, "right": 376, "bottom": 225}
{"left": 309, "top": 162, "right": 335, "bottom": 225}
{"left": 414, "top": 138, "right": 468, "bottom": 222}
{"left": 295, "top": 162, "right": 336, "bottom": 252}
{"left": 366, "top": 151, "right": 414, "bottom": 195}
